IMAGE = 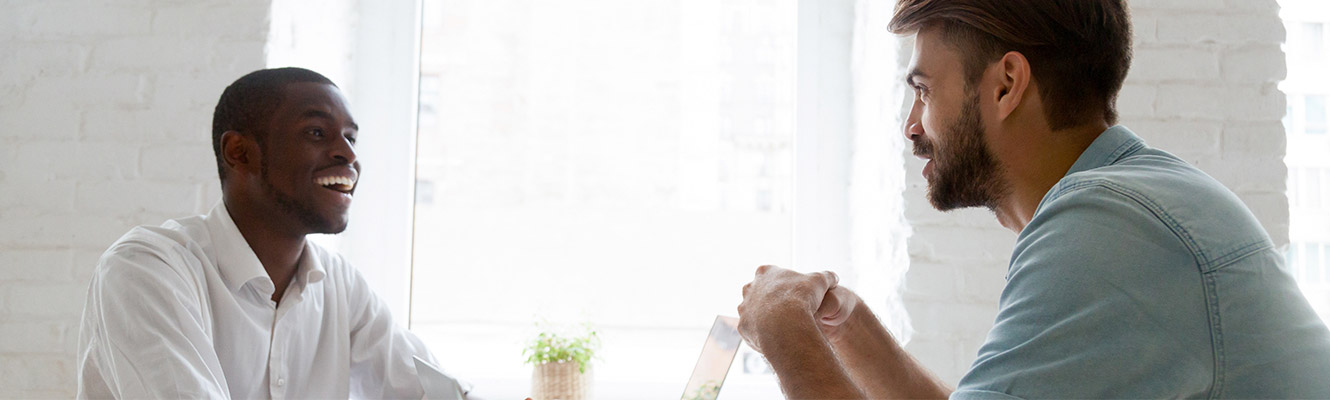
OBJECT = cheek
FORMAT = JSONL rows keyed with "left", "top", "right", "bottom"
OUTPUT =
{"left": 261, "top": 159, "right": 308, "bottom": 189}
{"left": 919, "top": 99, "right": 951, "bottom": 131}
{"left": 920, "top": 107, "right": 949, "bottom": 142}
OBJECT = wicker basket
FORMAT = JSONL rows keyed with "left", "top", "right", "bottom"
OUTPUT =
{"left": 531, "top": 361, "right": 592, "bottom": 400}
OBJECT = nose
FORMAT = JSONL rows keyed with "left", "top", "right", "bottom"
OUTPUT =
{"left": 331, "top": 130, "right": 357, "bottom": 165}
{"left": 903, "top": 97, "right": 924, "bottom": 143}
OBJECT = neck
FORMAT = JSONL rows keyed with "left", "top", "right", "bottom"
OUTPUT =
{"left": 222, "top": 194, "right": 306, "bottom": 302}
{"left": 991, "top": 121, "right": 1109, "bottom": 233}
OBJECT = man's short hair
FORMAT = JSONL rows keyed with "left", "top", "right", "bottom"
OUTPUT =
{"left": 211, "top": 67, "right": 337, "bottom": 183}
{"left": 889, "top": 0, "right": 1132, "bottom": 130}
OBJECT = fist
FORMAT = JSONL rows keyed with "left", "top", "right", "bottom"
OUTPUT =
{"left": 816, "top": 285, "right": 858, "bottom": 327}
{"left": 736, "top": 265, "right": 839, "bottom": 353}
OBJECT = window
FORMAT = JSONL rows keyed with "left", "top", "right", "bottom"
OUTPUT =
{"left": 1289, "top": 243, "right": 1330, "bottom": 284}
{"left": 1307, "top": 95, "right": 1328, "bottom": 135}
{"left": 1293, "top": 167, "right": 1323, "bottom": 208}
{"left": 404, "top": 0, "right": 908, "bottom": 398}
{"left": 1280, "top": 0, "right": 1330, "bottom": 326}
{"left": 1301, "top": 22, "right": 1325, "bottom": 62}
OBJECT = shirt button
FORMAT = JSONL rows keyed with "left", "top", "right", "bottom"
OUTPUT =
{"left": 277, "top": 378, "right": 286, "bottom": 387}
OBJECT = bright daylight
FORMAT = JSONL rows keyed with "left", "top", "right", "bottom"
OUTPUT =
{"left": 410, "top": 0, "right": 797, "bottom": 397}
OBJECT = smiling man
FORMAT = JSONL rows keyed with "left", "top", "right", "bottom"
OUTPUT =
{"left": 77, "top": 68, "right": 457, "bottom": 399}
{"left": 737, "top": 0, "right": 1330, "bottom": 399}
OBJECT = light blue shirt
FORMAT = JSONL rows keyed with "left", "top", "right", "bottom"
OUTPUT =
{"left": 953, "top": 126, "right": 1330, "bottom": 399}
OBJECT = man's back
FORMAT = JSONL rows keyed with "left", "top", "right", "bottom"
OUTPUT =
{"left": 956, "top": 126, "right": 1330, "bottom": 399}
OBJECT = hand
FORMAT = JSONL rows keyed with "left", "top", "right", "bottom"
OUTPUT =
{"left": 737, "top": 265, "right": 839, "bottom": 354}
{"left": 816, "top": 285, "right": 858, "bottom": 326}
{"left": 815, "top": 285, "right": 861, "bottom": 342}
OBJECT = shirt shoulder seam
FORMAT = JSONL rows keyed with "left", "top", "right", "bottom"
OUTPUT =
{"left": 1045, "top": 180, "right": 1209, "bottom": 269}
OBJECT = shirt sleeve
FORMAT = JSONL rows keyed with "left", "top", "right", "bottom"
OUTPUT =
{"left": 342, "top": 262, "right": 468, "bottom": 399}
{"left": 952, "top": 184, "right": 1214, "bottom": 399}
{"left": 77, "top": 238, "right": 231, "bottom": 399}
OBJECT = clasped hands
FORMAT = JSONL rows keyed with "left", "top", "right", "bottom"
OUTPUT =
{"left": 736, "top": 265, "right": 860, "bottom": 354}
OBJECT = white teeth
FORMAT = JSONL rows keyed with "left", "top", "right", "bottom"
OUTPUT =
{"left": 316, "top": 176, "right": 357, "bottom": 190}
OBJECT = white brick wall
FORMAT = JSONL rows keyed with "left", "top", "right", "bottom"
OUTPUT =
{"left": 0, "top": 0, "right": 269, "bottom": 397}
{"left": 901, "top": 0, "right": 1290, "bottom": 385}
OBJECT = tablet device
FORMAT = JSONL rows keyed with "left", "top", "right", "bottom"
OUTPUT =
{"left": 681, "top": 315, "right": 743, "bottom": 400}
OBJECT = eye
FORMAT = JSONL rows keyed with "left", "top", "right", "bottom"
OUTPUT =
{"left": 346, "top": 134, "right": 358, "bottom": 145}
{"left": 912, "top": 83, "right": 930, "bottom": 102}
{"left": 306, "top": 127, "right": 326, "bottom": 138}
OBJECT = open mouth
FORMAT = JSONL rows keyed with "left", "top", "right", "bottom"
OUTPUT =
{"left": 315, "top": 175, "right": 356, "bottom": 194}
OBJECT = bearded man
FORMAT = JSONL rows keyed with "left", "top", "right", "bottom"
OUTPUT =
{"left": 77, "top": 68, "right": 464, "bottom": 399}
{"left": 736, "top": 1, "right": 1330, "bottom": 399}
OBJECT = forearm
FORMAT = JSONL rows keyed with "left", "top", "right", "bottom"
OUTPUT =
{"left": 827, "top": 302, "right": 951, "bottom": 399}
{"left": 759, "top": 311, "right": 866, "bottom": 400}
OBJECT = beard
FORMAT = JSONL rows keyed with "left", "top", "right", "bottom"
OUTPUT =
{"left": 915, "top": 93, "right": 1009, "bottom": 211}
{"left": 260, "top": 156, "right": 348, "bottom": 235}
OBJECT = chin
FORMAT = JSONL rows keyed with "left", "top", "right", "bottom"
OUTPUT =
{"left": 298, "top": 210, "right": 350, "bottom": 235}
{"left": 317, "top": 215, "right": 350, "bottom": 235}
{"left": 926, "top": 180, "right": 989, "bottom": 212}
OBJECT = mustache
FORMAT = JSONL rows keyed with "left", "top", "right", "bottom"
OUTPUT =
{"left": 912, "top": 137, "right": 934, "bottom": 158}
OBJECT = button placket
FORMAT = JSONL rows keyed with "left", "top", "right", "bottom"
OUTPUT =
{"left": 269, "top": 302, "right": 288, "bottom": 399}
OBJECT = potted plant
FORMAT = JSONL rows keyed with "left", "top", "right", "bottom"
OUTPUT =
{"left": 523, "top": 325, "right": 600, "bottom": 400}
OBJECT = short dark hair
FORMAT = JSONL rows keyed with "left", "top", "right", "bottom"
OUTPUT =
{"left": 211, "top": 67, "right": 336, "bottom": 183}
{"left": 889, "top": 0, "right": 1132, "bottom": 130}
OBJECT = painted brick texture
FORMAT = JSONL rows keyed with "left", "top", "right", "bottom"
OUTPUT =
{"left": 0, "top": 1, "right": 269, "bottom": 397}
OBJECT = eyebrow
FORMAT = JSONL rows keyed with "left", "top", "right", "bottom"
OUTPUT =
{"left": 301, "top": 109, "right": 359, "bottom": 131}
{"left": 905, "top": 68, "right": 928, "bottom": 87}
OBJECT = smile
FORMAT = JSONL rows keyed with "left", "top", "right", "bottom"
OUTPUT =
{"left": 315, "top": 175, "right": 357, "bottom": 193}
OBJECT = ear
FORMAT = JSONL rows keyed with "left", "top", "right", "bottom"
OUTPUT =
{"left": 220, "top": 130, "right": 261, "bottom": 179}
{"left": 992, "top": 51, "right": 1032, "bottom": 121}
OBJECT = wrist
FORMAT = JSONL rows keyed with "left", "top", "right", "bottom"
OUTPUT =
{"left": 755, "top": 310, "right": 828, "bottom": 368}
{"left": 758, "top": 303, "right": 817, "bottom": 336}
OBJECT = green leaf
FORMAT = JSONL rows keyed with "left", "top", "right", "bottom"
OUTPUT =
{"left": 523, "top": 324, "right": 602, "bottom": 373}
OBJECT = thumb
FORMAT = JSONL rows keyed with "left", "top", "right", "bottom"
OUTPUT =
{"left": 816, "top": 286, "right": 857, "bottom": 326}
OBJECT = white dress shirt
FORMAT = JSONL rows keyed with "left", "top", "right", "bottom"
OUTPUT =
{"left": 78, "top": 202, "right": 441, "bottom": 399}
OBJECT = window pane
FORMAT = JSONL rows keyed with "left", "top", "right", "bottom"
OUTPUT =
{"left": 1308, "top": 167, "right": 1323, "bottom": 207}
{"left": 1290, "top": 167, "right": 1301, "bottom": 208}
{"left": 1287, "top": 243, "right": 1299, "bottom": 276}
{"left": 1316, "top": 244, "right": 1327, "bottom": 283}
{"left": 1306, "top": 95, "right": 1327, "bottom": 135}
{"left": 1279, "top": 0, "right": 1330, "bottom": 341}
{"left": 411, "top": 0, "right": 794, "bottom": 397}
{"left": 1321, "top": 168, "right": 1330, "bottom": 209}
{"left": 1303, "top": 22, "right": 1325, "bottom": 62}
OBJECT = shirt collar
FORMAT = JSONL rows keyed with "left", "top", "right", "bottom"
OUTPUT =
{"left": 1064, "top": 125, "right": 1146, "bottom": 177}
{"left": 206, "top": 202, "right": 271, "bottom": 294}
{"left": 204, "top": 201, "right": 326, "bottom": 295}
{"left": 297, "top": 241, "right": 327, "bottom": 286}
